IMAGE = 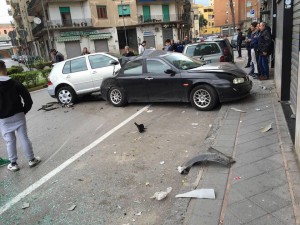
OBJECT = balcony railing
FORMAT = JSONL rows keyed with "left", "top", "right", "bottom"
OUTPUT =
{"left": 48, "top": 19, "right": 92, "bottom": 28}
{"left": 137, "top": 14, "right": 183, "bottom": 24}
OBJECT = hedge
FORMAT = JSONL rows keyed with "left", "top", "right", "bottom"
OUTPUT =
{"left": 9, "top": 69, "right": 52, "bottom": 88}
{"left": 7, "top": 66, "right": 24, "bottom": 75}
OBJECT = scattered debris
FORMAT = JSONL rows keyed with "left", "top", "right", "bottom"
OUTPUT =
{"left": 133, "top": 200, "right": 141, "bottom": 204}
{"left": 259, "top": 85, "right": 273, "bottom": 91}
{"left": 147, "top": 110, "right": 153, "bottom": 113}
{"left": 21, "top": 202, "right": 30, "bottom": 209}
{"left": 255, "top": 108, "right": 261, "bottom": 111}
{"left": 230, "top": 107, "right": 246, "bottom": 113}
{"left": 38, "top": 102, "right": 74, "bottom": 112}
{"left": 182, "top": 111, "right": 185, "bottom": 114}
{"left": 77, "top": 179, "right": 84, "bottom": 181}
{"left": 192, "top": 123, "right": 198, "bottom": 126}
{"left": 234, "top": 176, "right": 241, "bottom": 180}
{"left": 136, "top": 212, "right": 142, "bottom": 216}
{"left": 51, "top": 180, "right": 58, "bottom": 184}
{"left": 145, "top": 182, "right": 150, "bottom": 186}
{"left": 261, "top": 123, "right": 272, "bottom": 133}
{"left": 117, "top": 205, "right": 122, "bottom": 209}
{"left": 67, "top": 204, "right": 76, "bottom": 211}
{"left": 0, "top": 157, "right": 10, "bottom": 167}
{"left": 114, "top": 152, "right": 117, "bottom": 154}
{"left": 177, "top": 147, "right": 235, "bottom": 174}
{"left": 175, "top": 189, "right": 215, "bottom": 199}
{"left": 291, "top": 114, "right": 296, "bottom": 119}
{"left": 150, "top": 187, "right": 172, "bottom": 200}
{"left": 134, "top": 122, "right": 146, "bottom": 133}
{"left": 160, "top": 161, "right": 165, "bottom": 165}
{"left": 209, "top": 124, "right": 212, "bottom": 127}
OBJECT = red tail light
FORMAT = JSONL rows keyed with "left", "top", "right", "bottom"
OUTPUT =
{"left": 47, "top": 79, "right": 53, "bottom": 86}
{"left": 220, "top": 55, "right": 225, "bottom": 62}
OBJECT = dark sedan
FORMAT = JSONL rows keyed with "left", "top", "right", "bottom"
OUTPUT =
{"left": 101, "top": 50, "right": 252, "bottom": 111}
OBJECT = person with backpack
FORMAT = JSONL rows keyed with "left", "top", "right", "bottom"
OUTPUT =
{"left": 257, "top": 22, "right": 272, "bottom": 80}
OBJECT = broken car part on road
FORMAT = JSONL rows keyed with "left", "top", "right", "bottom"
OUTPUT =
{"left": 177, "top": 147, "right": 235, "bottom": 174}
{"left": 175, "top": 189, "right": 215, "bottom": 199}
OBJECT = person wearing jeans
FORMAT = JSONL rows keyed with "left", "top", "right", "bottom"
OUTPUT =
{"left": 249, "top": 22, "right": 260, "bottom": 78}
{"left": 0, "top": 60, "right": 40, "bottom": 171}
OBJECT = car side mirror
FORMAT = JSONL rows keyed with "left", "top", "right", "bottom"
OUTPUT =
{"left": 164, "top": 69, "right": 176, "bottom": 76}
{"left": 109, "top": 60, "right": 119, "bottom": 65}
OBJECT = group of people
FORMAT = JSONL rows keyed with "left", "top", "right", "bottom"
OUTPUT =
{"left": 242, "top": 22, "right": 273, "bottom": 80}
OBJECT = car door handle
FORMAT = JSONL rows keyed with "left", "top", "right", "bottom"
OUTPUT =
{"left": 92, "top": 71, "right": 97, "bottom": 74}
{"left": 66, "top": 75, "right": 70, "bottom": 78}
{"left": 145, "top": 77, "right": 153, "bottom": 80}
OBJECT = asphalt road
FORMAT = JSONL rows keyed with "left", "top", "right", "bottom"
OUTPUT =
{"left": 0, "top": 89, "right": 219, "bottom": 224}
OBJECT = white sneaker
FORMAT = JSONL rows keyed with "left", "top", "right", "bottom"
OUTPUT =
{"left": 7, "top": 162, "right": 20, "bottom": 172}
{"left": 29, "top": 157, "right": 41, "bottom": 168}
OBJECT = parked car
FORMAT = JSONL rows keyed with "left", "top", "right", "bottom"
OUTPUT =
{"left": 101, "top": 50, "right": 252, "bottom": 111}
{"left": 231, "top": 34, "right": 247, "bottom": 48}
{"left": 11, "top": 54, "right": 19, "bottom": 61}
{"left": 182, "top": 39, "right": 234, "bottom": 64}
{"left": 47, "top": 52, "right": 122, "bottom": 104}
{"left": 18, "top": 55, "right": 27, "bottom": 63}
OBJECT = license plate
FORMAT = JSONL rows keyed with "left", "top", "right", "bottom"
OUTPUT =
{"left": 205, "top": 60, "right": 212, "bottom": 64}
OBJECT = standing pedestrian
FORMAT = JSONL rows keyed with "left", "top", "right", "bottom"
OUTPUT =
{"left": 258, "top": 22, "right": 272, "bottom": 80}
{"left": 245, "top": 28, "right": 252, "bottom": 68}
{"left": 81, "top": 47, "right": 90, "bottom": 55}
{"left": 0, "top": 60, "right": 40, "bottom": 171}
{"left": 236, "top": 28, "right": 243, "bottom": 58}
{"left": 138, "top": 41, "right": 147, "bottom": 54}
{"left": 163, "top": 39, "right": 173, "bottom": 51}
{"left": 249, "top": 22, "right": 260, "bottom": 78}
{"left": 50, "top": 49, "right": 64, "bottom": 63}
{"left": 123, "top": 46, "right": 135, "bottom": 57}
{"left": 182, "top": 35, "right": 191, "bottom": 46}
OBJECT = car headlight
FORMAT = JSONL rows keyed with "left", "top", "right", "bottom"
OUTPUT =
{"left": 233, "top": 78, "right": 245, "bottom": 84}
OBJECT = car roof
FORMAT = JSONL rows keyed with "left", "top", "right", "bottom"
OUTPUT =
{"left": 185, "top": 41, "right": 222, "bottom": 47}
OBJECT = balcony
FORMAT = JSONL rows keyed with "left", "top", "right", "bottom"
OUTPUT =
{"left": 8, "top": 9, "right": 12, "bottom": 16}
{"left": 48, "top": 19, "right": 92, "bottom": 29}
{"left": 137, "top": 14, "right": 183, "bottom": 24}
{"left": 32, "top": 22, "right": 45, "bottom": 36}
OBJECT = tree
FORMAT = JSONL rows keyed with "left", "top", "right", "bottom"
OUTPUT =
{"left": 229, "top": 0, "right": 236, "bottom": 33}
{"left": 199, "top": 14, "right": 208, "bottom": 29}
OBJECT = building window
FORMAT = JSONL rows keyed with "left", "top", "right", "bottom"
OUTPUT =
{"left": 118, "top": 5, "right": 130, "bottom": 17}
{"left": 4, "top": 30, "right": 7, "bottom": 34}
{"left": 59, "top": 7, "right": 72, "bottom": 26}
{"left": 97, "top": 5, "right": 108, "bottom": 19}
{"left": 212, "top": 22, "right": 214, "bottom": 26}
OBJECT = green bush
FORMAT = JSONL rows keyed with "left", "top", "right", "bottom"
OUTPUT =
{"left": 9, "top": 73, "right": 26, "bottom": 84}
{"left": 33, "top": 60, "right": 53, "bottom": 70}
{"left": 23, "top": 71, "right": 40, "bottom": 87}
{"left": 7, "top": 66, "right": 24, "bottom": 75}
{"left": 39, "top": 68, "right": 52, "bottom": 80}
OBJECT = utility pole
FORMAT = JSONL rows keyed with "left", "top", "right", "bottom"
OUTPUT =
{"left": 41, "top": 0, "right": 52, "bottom": 49}
{"left": 229, "top": 0, "right": 236, "bottom": 33}
{"left": 121, "top": 0, "right": 128, "bottom": 47}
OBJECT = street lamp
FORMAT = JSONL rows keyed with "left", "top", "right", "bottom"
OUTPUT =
{"left": 121, "top": 0, "right": 128, "bottom": 47}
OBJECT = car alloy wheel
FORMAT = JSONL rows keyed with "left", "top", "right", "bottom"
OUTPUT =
{"left": 190, "top": 85, "right": 218, "bottom": 111}
{"left": 109, "top": 87, "right": 127, "bottom": 107}
{"left": 193, "top": 89, "right": 211, "bottom": 108}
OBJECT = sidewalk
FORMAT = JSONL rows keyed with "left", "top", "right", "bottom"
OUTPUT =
{"left": 182, "top": 60, "right": 300, "bottom": 224}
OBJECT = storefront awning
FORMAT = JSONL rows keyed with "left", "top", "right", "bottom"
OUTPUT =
{"left": 89, "top": 33, "right": 111, "bottom": 40}
{"left": 57, "top": 36, "right": 81, "bottom": 43}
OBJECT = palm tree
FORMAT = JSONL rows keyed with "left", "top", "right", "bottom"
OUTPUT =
{"left": 229, "top": 0, "right": 236, "bottom": 33}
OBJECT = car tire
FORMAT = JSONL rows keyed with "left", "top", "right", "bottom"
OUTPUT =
{"left": 108, "top": 87, "right": 127, "bottom": 107}
{"left": 56, "top": 86, "right": 77, "bottom": 104}
{"left": 190, "top": 85, "right": 218, "bottom": 111}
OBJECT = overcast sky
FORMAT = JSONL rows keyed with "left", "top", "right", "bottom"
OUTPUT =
{"left": 0, "top": 0, "right": 12, "bottom": 24}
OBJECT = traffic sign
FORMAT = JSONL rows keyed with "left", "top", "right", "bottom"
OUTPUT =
{"left": 250, "top": 9, "right": 255, "bottom": 15}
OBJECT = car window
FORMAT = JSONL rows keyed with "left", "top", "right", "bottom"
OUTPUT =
{"left": 70, "top": 57, "right": 88, "bottom": 73}
{"left": 186, "top": 43, "right": 221, "bottom": 57}
{"left": 123, "top": 60, "right": 143, "bottom": 75}
{"left": 164, "top": 54, "right": 203, "bottom": 70}
{"left": 146, "top": 60, "right": 171, "bottom": 74}
{"left": 88, "top": 54, "right": 114, "bottom": 69}
{"left": 62, "top": 61, "right": 71, "bottom": 74}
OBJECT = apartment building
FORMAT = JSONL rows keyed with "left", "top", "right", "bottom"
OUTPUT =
{"left": 198, "top": 4, "right": 220, "bottom": 35}
{"left": 214, "top": 0, "right": 260, "bottom": 34}
{"left": 0, "top": 24, "right": 14, "bottom": 58}
{"left": 24, "top": 0, "right": 191, "bottom": 59}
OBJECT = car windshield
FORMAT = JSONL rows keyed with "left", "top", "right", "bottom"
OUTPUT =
{"left": 164, "top": 54, "right": 203, "bottom": 70}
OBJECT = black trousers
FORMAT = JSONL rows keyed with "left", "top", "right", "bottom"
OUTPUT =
{"left": 246, "top": 48, "right": 251, "bottom": 66}
{"left": 237, "top": 44, "right": 242, "bottom": 57}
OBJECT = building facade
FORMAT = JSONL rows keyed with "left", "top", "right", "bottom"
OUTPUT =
{"left": 21, "top": 0, "right": 192, "bottom": 60}
{"left": 0, "top": 24, "right": 14, "bottom": 58}
{"left": 198, "top": 4, "right": 220, "bottom": 35}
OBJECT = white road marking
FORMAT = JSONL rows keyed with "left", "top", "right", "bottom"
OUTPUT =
{"left": 0, "top": 105, "right": 150, "bottom": 215}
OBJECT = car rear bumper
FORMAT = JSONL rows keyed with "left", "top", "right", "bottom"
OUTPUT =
{"left": 47, "top": 86, "right": 56, "bottom": 98}
{"left": 218, "top": 80, "right": 252, "bottom": 102}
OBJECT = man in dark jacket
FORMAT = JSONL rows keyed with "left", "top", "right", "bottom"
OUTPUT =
{"left": 236, "top": 28, "right": 243, "bottom": 58}
{"left": 245, "top": 28, "right": 252, "bottom": 68}
{"left": 50, "top": 49, "right": 64, "bottom": 63}
{"left": 0, "top": 60, "right": 40, "bottom": 171}
{"left": 257, "top": 22, "right": 272, "bottom": 80}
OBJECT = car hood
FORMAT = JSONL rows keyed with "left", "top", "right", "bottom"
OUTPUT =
{"left": 189, "top": 62, "right": 246, "bottom": 77}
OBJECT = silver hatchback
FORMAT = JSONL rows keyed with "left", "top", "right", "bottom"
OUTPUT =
{"left": 47, "top": 52, "right": 121, "bottom": 104}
